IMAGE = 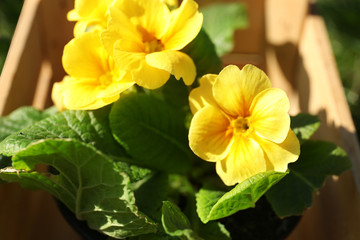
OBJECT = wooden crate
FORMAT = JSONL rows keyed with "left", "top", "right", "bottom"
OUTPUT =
{"left": 0, "top": 0, "right": 81, "bottom": 239}
{"left": 1, "top": 0, "right": 360, "bottom": 239}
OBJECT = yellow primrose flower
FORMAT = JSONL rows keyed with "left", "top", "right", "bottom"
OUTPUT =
{"left": 188, "top": 64, "right": 300, "bottom": 186}
{"left": 161, "top": 0, "right": 178, "bottom": 8}
{"left": 67, "top": 0, "right": 113, "bottom": 36}
{"left": 101, "top": 0, "right": 203, "bottom": 89}
{"left": 51, "top": 31, "right": 134, "bottom": 110}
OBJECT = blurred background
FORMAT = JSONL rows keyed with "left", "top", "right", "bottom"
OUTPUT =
{"left": 316, "top": 0, "right": 360, "bottom": 140}
{"left": 1, "top": 0, "right": 360, "bottom": 139}
{"left": 0, "top": 0, "right": 22, "bottom": 71}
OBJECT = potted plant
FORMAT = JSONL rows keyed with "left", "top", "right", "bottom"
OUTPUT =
{"left": 0, "top": 0, "right": 357, "bottom": 239}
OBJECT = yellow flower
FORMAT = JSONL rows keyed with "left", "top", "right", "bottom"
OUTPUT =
{"left": 102, "top": 0, "right": 203, "bottom": 89}
{"left": 51, "top": 31, "right": 134, "bottom": 110}
{"left": 161, "top": 0, "right": 178, "bottom": 8}
{"left": 67, "top": 0, "right": 113, "bottom": 36}
{"left": 188, "top": 64, "right": 300, "bottom": 186}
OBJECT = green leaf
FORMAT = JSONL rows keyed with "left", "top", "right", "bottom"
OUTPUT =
{"left": 291, "top": 113, "right": 321, "bottom": 144}
{"left": 135, "top": 172, "right": 169, "bottom": 221}
{"left": 201, "top": 2, "right": 248, "bottom": 56}
{"left": 144, "top": 76, "right": 192, "bottom": 130}
{"left": 196, "top": 171, "right": 287, "bottom": 223}
{"left": 156, "top": 76, "right": 190, "bottom": 111}
{"left": 266, "top": 140, "right": 352, "bottom": 217}
{"left": 159, "top": 78, "right": 193, "bottom": 129}
{"left": 162, "top": 201, "right": 191, "bottom": 235}
{"left": 109, "top": 93, "right": 192, "bottom": 174}
{"left": 0, "top": 139, "right": 157, "bottom": 238}
{"left": 183, "top": 28, "right": 222, "bottom": 77}
{"left": 0, "top": 154, "right": 11, "bottom": 169}
{"left": 0, "top": 106, "right": 125, "bottom": 157}
{"left": 0, "top": 106, "right": 55, "bottom": 142}
{"left": 116, "top": 161, "right": 153, "bottom": 184}
{"left": 197, "top": 221, "right": 231, "bottom": 240}
{"left": 162, "top": 201, "right": 202, "bottom": 240}
{"left": 129, "top": 232, "right": 179, "bottom": 240}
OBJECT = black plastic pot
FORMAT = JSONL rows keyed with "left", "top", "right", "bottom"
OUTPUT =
{"left": 56, "top": 200, "right": 107, "bottom": 240}
{"left": 56, "top": 196, "right": 300, "bottom": 240}
{"left": 219, "top": 197, "right": 300, "bottom": 240}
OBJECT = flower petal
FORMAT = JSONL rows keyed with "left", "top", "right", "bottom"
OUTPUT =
{"left": 250, "top": 88, "right": 290, "bottom": 143}
{"left": 161, "top": 0, "right": 178, "bottom": 8}
{"left": 113, "top": 47, "right": 145, "bottom": 71}
{"left": 71, "top": 0, "right": 112, "bottom": 20}
{"left": 73, "top": 21, "right": 89, "bottom": 37}
{"left": 215, "top": 136, "right": 266, "bottom": 186}
{"left": 256, "top": 129, "right": 300, "bottom": 172}
{"left": 102, "top": 6, "right": 143, "bottom": 55}
{"left": 73, "top": 20, "right": 105, "bottom": 37}
{"left": 112, "top": 0, "right": 170, "bottom": 38}
{"left": 67, "top": 9, "right": 80, "bottom": 21}
{"left": 189, "top": 105, "right": 233, "bottom": 162}
{"left": 51, "top": 76, "right": 72, "bottom": 111}
{"left": 134, "top": 63, "right": 170, "bottom": 89}
{"left": 62, "top": 31, "right": 109, "bottom": 79}
{"left": 62, "top": 78, "right": 120, "bottom": 110}
{"left": 146, "top": 50, "right": 196, "bottom": 85}
{"left": 188, "top": 74, "right": 217, "bottom": 114}
{"left": 162, "top": 0, "right": 203, "bottom": 50}
{"left": 113, "top": 48, "right": 170, "bottom": 89}
{"left": 213, "top": 64, "right": 272, "bottom": 117}
{"left": 96, "top": 73, "right": 135, "bottom": 98}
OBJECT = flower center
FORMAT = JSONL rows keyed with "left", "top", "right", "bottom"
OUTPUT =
{"left": 99, "top": 72, "right": 113, "bottom": 88}
{"left": 232, "top": 117, "right": 250, "bottom": 135}
{"left": 144, "top": 38, "right": 164, "bottom": 53}
{"left": 137, "top": 25, "right": 165, "bottom": 53}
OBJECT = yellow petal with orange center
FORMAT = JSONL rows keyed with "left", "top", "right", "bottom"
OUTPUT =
{"left": 188, "top": 74, "right": 217, "bottom": 114}
{"left": 255, "top": 129, "right": 300, "bottom": 172}
{"left": 216, "top": 136, "right": 266, "bottom": 186}
{"left": 189, "top": 105, "right": 233, "bottom": 162}
{"left": 112, "top": 0, "right": 170, "bottom": 38}
{"left": 56, "top": 31, "right": 135, "bottom": 110}
{"left": 250, "top": 88, "right": 290, "bottom": 143}
{"left": 146, "top": 50, "right": 196, "bottom": 85}
{"left": 62, "top": 32, "right": 109, "bottom": 79}
{"left": 162, "top": 0, "right": 203, "bottom": 50}
{"left": 213, "top": 65, "right": 272, "bottom": 117}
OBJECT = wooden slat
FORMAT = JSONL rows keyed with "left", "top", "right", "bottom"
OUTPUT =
{"left": 32, "top": 60, "right": 53, "bottom": 109}
{"left": 296, "top": 15, "right": 360, "bottom": 192}
{"left": 0, "top": 184, "right": 82, "bottom": 240}
{"left": 287, "top": 15, "right": 360, "bottom": 240}
{"left": 232, "top": 0, "right": 265, "bottom": 55}
{"left": 0, "top": 0, "right": 81, "bottom": 239}
{"left": 0, "top": 0, "right": 43, "bottom": 115}
{"left": 37, "top": 0, "right": 74, "bottom": 108}
{"left": 264, "top": 0, "right": 309, "bottom": 115}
